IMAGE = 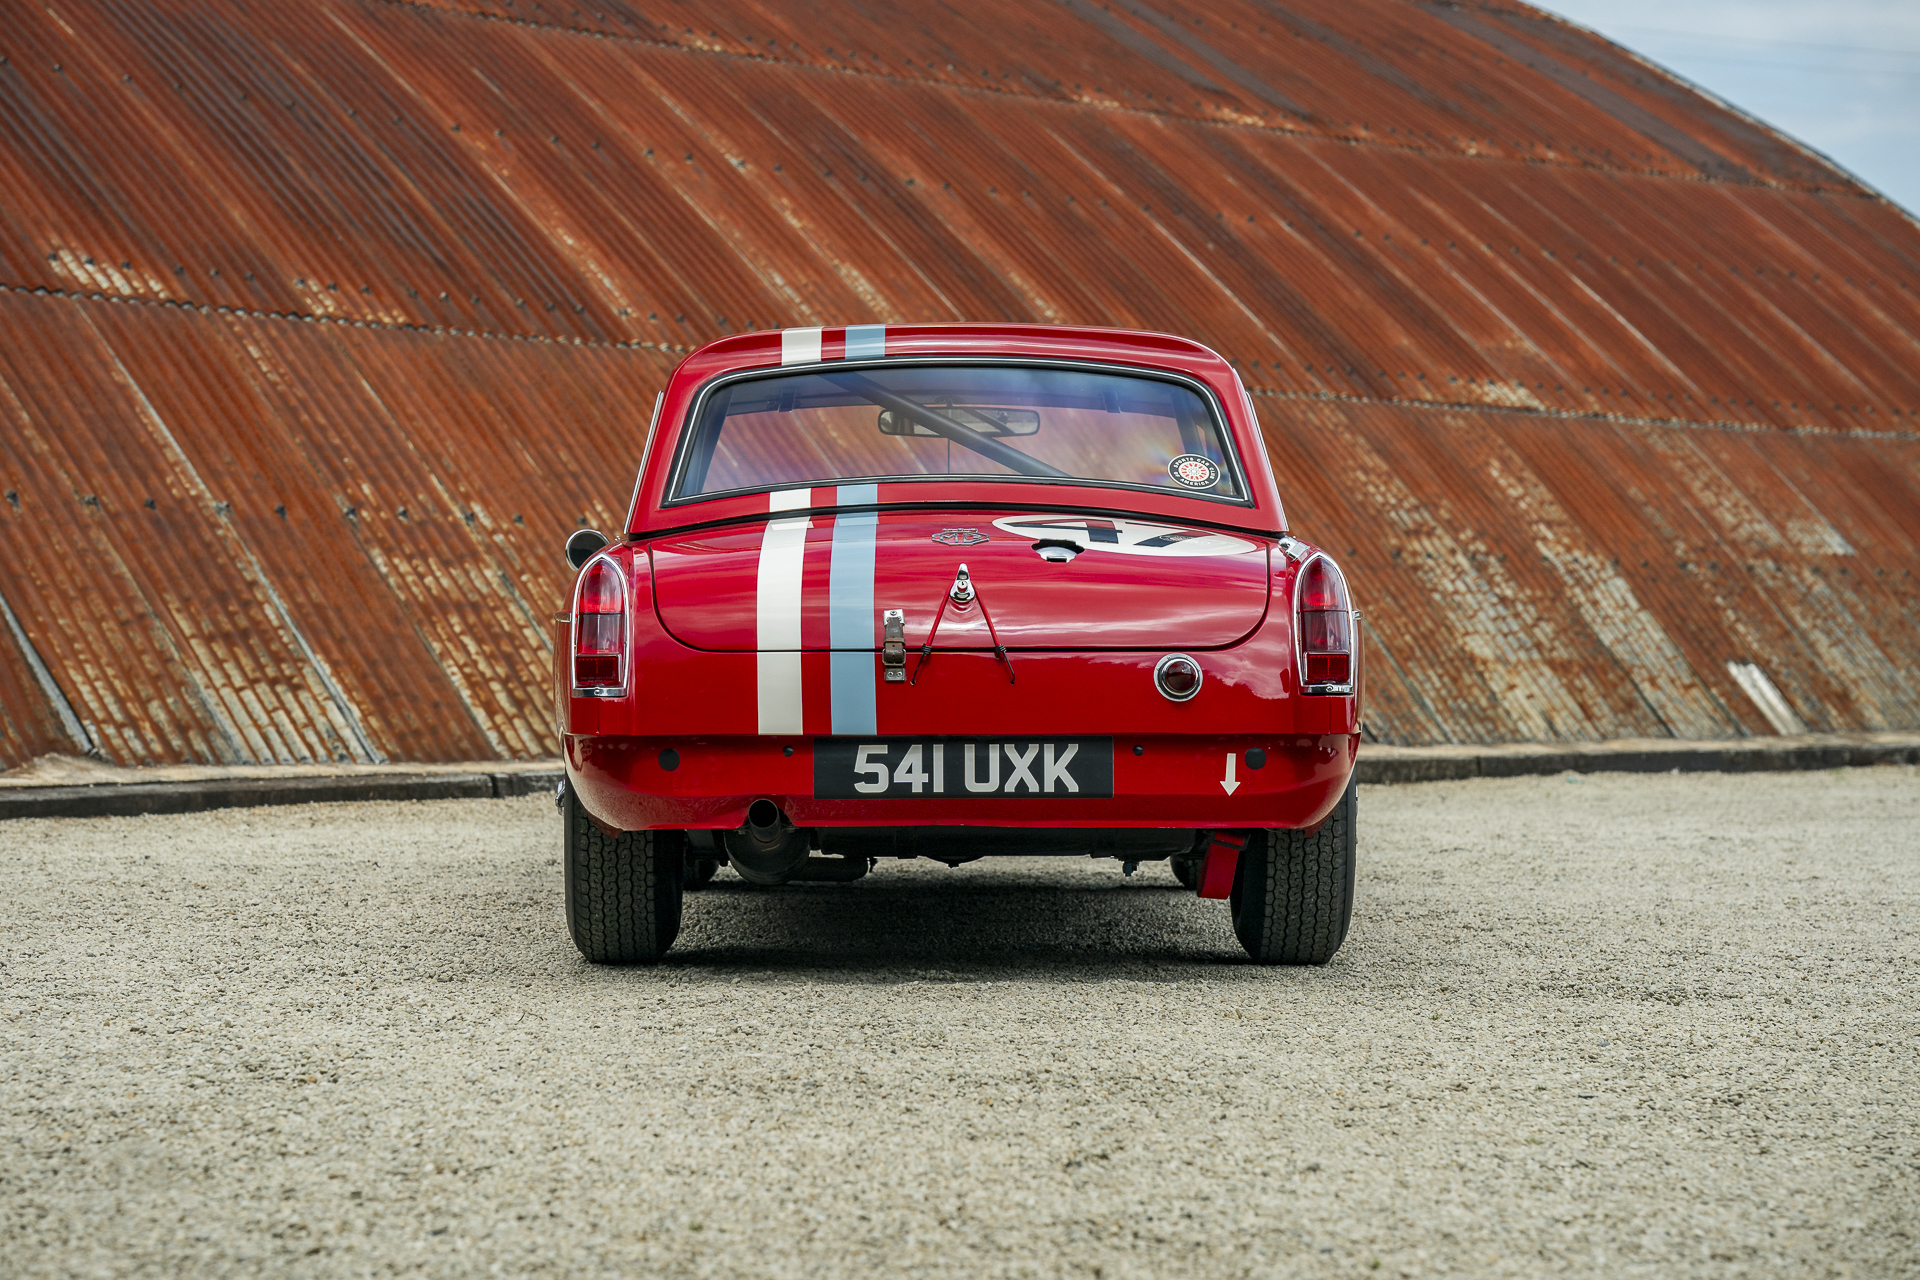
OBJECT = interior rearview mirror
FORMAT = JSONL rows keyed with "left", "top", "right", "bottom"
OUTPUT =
{"left": 878, "top": 406, "right": 1041, "bottom": 437}
{"left": 565, "top": 528, "right": 609, "bottom": 569}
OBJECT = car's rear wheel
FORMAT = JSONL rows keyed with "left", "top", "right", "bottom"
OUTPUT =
{"left": 1169, "top": 856, "right": 1201, "bottom": 890}
{"left": 561, "top": 786, "right": 683, "bottom": 963}
{"left": 1229, "top": 778, "right": 1356, "bottom": 965}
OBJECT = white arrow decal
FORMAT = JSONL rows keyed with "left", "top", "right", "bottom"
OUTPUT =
{"left": 1220, "top": 752, "right": 1240, "bottom": 796}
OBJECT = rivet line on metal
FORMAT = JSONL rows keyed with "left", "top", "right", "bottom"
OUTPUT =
{"left": 373, "top": 0, "right": 1874, "bottom": 198}
{"left": 1244, "top": 384, "right": 1920, "bottom": 441}
{"left": 0, "top": 280, "right": 693, "bottom": 356}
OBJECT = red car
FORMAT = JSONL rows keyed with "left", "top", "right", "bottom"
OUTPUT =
{"left": 555, "top": 324, "right": 1360, "bottom": 965}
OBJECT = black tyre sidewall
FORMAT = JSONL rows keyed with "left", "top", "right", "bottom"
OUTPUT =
{"left": 1228, "top": 830, "right": 1270, "bottom": 954}
{"left": 1230, "top": 778, "right": 1358, "bottom": 965}
{"left": 561, "top": 787, "right": 684, "bottom": 964}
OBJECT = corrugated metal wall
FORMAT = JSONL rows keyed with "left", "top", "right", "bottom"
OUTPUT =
{"left": 0, "top": 0, "right": 1914, "bottom": 763}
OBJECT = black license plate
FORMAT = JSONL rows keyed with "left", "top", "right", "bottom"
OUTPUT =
{"left": 813, "top": 738, "right": 1114, "bottom": 799}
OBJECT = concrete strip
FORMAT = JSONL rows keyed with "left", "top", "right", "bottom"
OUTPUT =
{"left": 1359, "top": 731, "right": 1920, "bottom": 784}
{"left": 0, "top": 771, "right": 564, "bottom": 821}
{"left": 0, "top": 754, "right": 565, "bottom": 789}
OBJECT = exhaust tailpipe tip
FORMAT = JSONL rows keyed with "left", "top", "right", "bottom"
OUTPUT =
{"left": 724, "top": 800, "right": 810, "bottom": 885}
{"left": 746, "top": 798, "right": 783, "bottom": 837}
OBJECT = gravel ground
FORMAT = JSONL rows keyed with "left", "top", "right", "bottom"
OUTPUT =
{"left": 1, "top": 769, "right": 1915, "bottom": 1278}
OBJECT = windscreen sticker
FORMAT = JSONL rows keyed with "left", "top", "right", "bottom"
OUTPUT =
{"left": 1168, "top": 453, "right": 1221, "bottom": 489}
{"left": 990, "top": 515, "right": 1258, "bottom": 557}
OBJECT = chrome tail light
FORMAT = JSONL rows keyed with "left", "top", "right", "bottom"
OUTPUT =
{"left": 572, "top": 556, "right": 627, "bottom": 692}
{"left": 1296, "top": 554, "right": 1353, "bottom": 694}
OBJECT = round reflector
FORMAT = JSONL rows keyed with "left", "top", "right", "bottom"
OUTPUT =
{"left": 1154, "top": 653, "right": 1203, "bottom": 702}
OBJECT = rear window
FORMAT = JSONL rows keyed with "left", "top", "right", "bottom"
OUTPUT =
{"left": 670, "top": 363, "right": 1245, "bottom": 503}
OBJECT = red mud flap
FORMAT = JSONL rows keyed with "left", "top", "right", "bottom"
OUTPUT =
{"left": 1197, "top": 830, "right": 1250, "bottom": 899}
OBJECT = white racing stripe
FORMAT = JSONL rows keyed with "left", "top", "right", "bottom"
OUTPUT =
{"left": 756, "top": 316, "right": 890, "bottom": 733}
{"left": 780, "top": 327, "right": 823, "bottom": 365}
{"left": 756, "top": 489, "right": 812, "bottom": 735}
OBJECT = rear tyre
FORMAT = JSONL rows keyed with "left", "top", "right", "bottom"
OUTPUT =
{"left": 1229, "top": 779, "right": 1357, "bottom": 965}
{"left": 561, "top": 788, "right": 683, "bottom": 963}
{"left": 1169, "top": 857, "right": 1201, "bottom": 890}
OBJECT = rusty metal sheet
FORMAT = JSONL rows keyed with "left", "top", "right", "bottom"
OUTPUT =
{"left": 1434, "top": 2, "right": 1852, "bottom": 190}
{"left": 0, "top": 289, "right": 366, "bottom": 763}
{"left": 1257, "top": 394, "right": 1722, "bottom": 744}
{"left": 80, "top": 299, "right": 504, "bottom": 763}
{"left": 1, "top": 0, "right": 1913, "bottom": 429}
{"left": 0, "top": 287, "right": 675, "bottom": 764}
{"left": 0, "top": 580, "right": 80, "bottom": 766}
{"left": 0, "top": 0, "right": 1916, "bottom": 764}
{"left": 407, "top": 0, "right": 1864, "bottom": 187}
{"left": 1257, "top": 391, "right": 1920, "bottom": 744}
{"left": 293, "top": 322, "right": 669, "bottom": 756}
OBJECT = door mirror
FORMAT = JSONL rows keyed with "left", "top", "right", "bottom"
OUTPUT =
{"left": 565, "top": 528, "right": 609, "bottom": 569}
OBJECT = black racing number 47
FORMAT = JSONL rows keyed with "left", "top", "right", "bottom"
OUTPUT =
{"left": 813, "top": 738, "right": 1115, "bottom": 798}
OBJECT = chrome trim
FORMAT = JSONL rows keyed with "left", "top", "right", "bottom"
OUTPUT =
{"left": 568, "top": 549, "right": 630, "bottom": 700}
{"left": 1291, "top": 551, "right": 1354, "bottom": 698}
{"left": 882, "top": 608, "right": 906, "bottom": 684}
{"left": 1154, "top": 652, "right": 1204, "bottom": 702}
{"left": 662, "top": 357, "right": 1254, "bottom": 510}
{"left": 1032, "top": 539, "right": 1082, "bottom": 562}
{"left": 622, "top": 391, "right": 665, "bottom": 531}
{"left": 1315, "top": 608, "right": 1361, "bottom": 696}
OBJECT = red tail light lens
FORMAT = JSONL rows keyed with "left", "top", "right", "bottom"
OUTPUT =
{"left": 573, "top": 558, "right": 626, "bottom": 688}
{"left": 1299, "top": 558, "right": 1345, "bottom": 611}
{"left": 1305, "top": 649, "right": 1350, "bottom": 685}
{"left": 1298, "top": 556, "right": 1352, "bottom": 690}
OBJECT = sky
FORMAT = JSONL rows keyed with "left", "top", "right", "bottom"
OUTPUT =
{"left": 1540, "top": 1, "right": 1920, "bottom": 214}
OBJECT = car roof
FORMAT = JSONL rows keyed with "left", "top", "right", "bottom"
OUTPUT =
{"left": 684, "top": 322, "right": 1232, "bottom": 370}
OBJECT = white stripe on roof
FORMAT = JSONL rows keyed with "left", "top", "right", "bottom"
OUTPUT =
{"left": 780, "top": 327, "right": 823, "bottom": 365}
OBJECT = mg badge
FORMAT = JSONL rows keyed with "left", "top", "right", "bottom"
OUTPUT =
{"left": 932, "top": 527, "right": 988, "bottom": 546}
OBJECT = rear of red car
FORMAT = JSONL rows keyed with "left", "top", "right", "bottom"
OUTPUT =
{"left": 556, "top": 324, "right": 1360, "bottom": 965}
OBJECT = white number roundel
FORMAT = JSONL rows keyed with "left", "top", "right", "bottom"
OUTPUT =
{"left": 990, "top": 515, "right": 1258, "bottom": 557}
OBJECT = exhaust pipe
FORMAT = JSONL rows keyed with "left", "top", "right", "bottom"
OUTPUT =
{"left": 723, "top": 800, "right": 812, "bottom": 885}
{"left": 787, "top": 854, "right": 870, "bottom": 883}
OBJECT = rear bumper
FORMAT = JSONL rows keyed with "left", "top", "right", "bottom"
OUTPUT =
{"left": 566, "top": 732, "right": 1358, "bottom": 833}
